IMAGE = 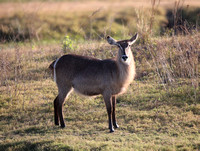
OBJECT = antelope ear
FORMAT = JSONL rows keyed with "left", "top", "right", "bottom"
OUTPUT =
{"left": 107, "top": 36, "right": 118, "bottom": 45}
{"left": 128, "top": 33, "right": 138, "bottom": 45}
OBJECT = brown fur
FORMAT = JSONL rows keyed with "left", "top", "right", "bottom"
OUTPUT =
{"left": 49, "top": 34, "right": 138, "bottom": 132}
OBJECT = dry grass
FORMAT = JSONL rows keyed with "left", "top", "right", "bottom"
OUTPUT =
{"left": 0, "top": 33, "right": 199, "bottom": 150}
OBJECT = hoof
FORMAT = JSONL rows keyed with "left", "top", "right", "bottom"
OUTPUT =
{"left": 114, "top": 123, "right": 119, "bottom": 129}
{"left": 61, "top": 124, "right": 65, "bottom": 128}
{"left": 55, "top": 122, "right": 59, "bottom": 126}
{"left": 110, "top": 128, "right": 115, "bottom": 133}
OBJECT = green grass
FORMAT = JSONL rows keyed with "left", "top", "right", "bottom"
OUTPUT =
{"left": 0, "top": 34, "right": 199, "bottom": 150}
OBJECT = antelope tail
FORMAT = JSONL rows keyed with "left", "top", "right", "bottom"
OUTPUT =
{"left": 49, "top": 58, "right": 60, "bottom": 83}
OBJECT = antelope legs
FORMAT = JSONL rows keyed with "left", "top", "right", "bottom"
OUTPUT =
{"left": 54, "top": 86, "right": 72, "bottom": 128}
{"left": 112, "top": 96, "right": 119, "bottom": 129}
{"left": 103, "top": 94, "right": 119, "bottom": 133}
{"left": 54, "top": 96, "right": 59, "bottom": 125}
{"left": 55, "top": 88, "right": 119, "bottom": 132}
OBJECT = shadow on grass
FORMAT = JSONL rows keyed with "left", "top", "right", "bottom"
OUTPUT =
{"left": 12, "top": 125, "right": 63, "bottom": 136}
{"left": 14, "top": 127, "right": 47, "bottom": 135}
{"left": 0, "top": 140, "right": 74, "bottom": 151}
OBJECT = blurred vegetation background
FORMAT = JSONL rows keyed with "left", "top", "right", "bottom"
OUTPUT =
{"left": 0, "top": 0, "right": 199, "bottom": 42}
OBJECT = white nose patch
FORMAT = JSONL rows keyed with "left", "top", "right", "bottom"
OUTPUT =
{"left": 122, "top": 55, "right": 128, "bottom": 61}
{"left": 121, "top": 55, "right": 131, "bottom": 65}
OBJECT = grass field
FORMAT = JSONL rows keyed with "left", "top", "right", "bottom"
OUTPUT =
{"left": 0, "top": 0, "right": 200, "bottom": 150}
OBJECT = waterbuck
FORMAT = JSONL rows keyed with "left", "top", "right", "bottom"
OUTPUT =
{"left": 49, "top": 33, "right": 138, "bottom": 132}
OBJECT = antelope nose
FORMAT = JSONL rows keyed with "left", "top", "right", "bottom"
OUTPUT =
{"left": 122, "top": 55, "right": 128, "bottom": 61}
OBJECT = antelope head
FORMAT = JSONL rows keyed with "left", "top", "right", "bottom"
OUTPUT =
{"left": 107, "top": 33, "right": 138, "bottom": 65}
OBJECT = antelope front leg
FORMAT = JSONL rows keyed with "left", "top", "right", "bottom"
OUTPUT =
{"left": 112, "top": 96, "right": 119, "bottom": 129}
{"left": 103, "top": 94, "right": 114, "bottom": 133}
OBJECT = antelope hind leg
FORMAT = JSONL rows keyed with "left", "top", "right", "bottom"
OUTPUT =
{"left": 54, "top": 96, "right": 59, "bottom": 125}
{"left": 57, "top": 86, "right": 72, "bottom": 128}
